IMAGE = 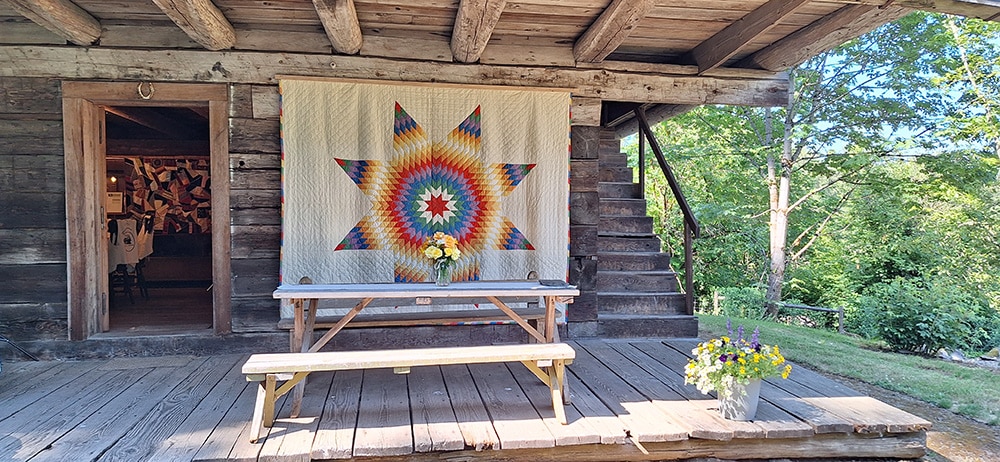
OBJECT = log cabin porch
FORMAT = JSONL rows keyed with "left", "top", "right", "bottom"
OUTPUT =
{"left": 0, "top": 338, "right": 930, "bottom": 461}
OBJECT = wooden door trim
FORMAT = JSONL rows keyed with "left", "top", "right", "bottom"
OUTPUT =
{"left": 62, "top": 81, "right": 232, "bottom": 339}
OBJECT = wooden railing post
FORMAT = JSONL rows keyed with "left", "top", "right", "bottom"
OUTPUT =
{"left": 634, "top": 107, "right": 699, "bottom": 316}
{"left": 684, "top": 221, "right": 694, "bottom": 316}
{"left": 638, "top": 126, "right": 645, "bottom": 200}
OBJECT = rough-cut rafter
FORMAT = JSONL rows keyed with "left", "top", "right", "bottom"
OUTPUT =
{"left": 0, "top": 46, "right": 790, "bottom": 107}
{"left": 850, "top": 0, "right": 1000, "bottom": 22}
{"left": 151, "top": 0, "right": 236, "bottom": 51}
{"left": 690, "top": 0, "right": 811, "bottom": 74}
{"left": 313, "top": 0, "right": 363, "bottom": 55}
{"left": 573, "top": 0, "right": 654, "bottom": 63}
{"left": 451, "top": 0, "right": 507, "bottom": 63}
{"left": 6, "top": 0, "right": 101, "bottom": 46}
{"left": 614, "top": 104, "right": 696, "bottom": 138}
{"left": 741, "top": 5, "right": 911, "bottom": 71}
{"left": 105, "top": 107, "right": 189, "bottom": 138}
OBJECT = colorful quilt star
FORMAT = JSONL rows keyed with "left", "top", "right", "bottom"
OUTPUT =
{"left": 335, "top": 103, "right": 536, "bottom": 282}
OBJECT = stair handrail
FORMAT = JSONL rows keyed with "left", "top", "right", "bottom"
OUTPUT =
{"left": 633, "top": 107, "right": 700, "bottom": 315}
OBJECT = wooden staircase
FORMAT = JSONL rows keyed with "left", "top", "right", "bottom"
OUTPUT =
{"left": 595, "top": 143, "right": 698, "bottom": 338}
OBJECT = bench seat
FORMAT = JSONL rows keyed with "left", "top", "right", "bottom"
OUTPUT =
{"left": 242, "top": 343, "right": 576, "bottom": 442}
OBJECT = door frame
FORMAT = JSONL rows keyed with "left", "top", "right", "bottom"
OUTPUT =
{"left": 62, "top": 82, "right": 231, "bottom": 340}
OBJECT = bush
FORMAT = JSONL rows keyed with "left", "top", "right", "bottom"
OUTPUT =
{"left": 702, "top": 286, "right": 767, "bottom": 319}
{"left": 853, "top": 277, "right": 996, "bottom": 353}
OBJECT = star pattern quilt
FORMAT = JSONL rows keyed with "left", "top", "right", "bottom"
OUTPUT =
{"left": 279, "top": 78, "right": 570, "bottom": 288}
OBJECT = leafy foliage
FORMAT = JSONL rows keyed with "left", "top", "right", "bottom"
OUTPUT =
{"left": 625, "top": 12, "right": 1000, "bottom": 354}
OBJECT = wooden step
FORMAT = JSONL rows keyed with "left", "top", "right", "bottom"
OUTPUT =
{"left": 599, "top": 182, "right": 641, "bottom": 198}
{"left": 600, "top": 166, "right": 634, "bottom": 183}
{"left": 598, "top": 235, "right": 662, "bottom": 252}
{"left": 598, "top": 251, "right": 673, "bottom": 271}
{"left": 600, "top": 198, "right": 647, "bottom": 217}
{"left": 596, "top": 313, "right": 698, "bottom": 338}
{"left": 599, "top": 216, "right": 654, "bottom": 234}
{"left": 598, "top": 149, "right": 627, "bottom": 163}
{"left": 597, "top": 270, "right": 678, "bottom": 292}
{"left": 597, "top": 291, "right": 687, "bottom": 315}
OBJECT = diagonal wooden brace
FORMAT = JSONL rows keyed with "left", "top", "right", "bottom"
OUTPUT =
{"left": 248, "top": 371, "right": 309, "bottom": 443}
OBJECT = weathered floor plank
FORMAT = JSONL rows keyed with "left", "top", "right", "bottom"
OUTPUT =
{"left": 0, "top": 366, "right": 153, "bottom": 459}
{"left": 353, "top": 367, "right": 412, "bottom": 457}
{"left": 407, "top": 366, "right": 464, "bottom": 452}
{"left": 567, "top": 342, "right": 683, "bottom": 442}
{"left": 507, "top": 361, "right": 602, "bottom": 447}
{"left": 192, "top": 381, "right": 260, "bottom": 462}
{"left": 95, "top": 355, "right": 242, "bottom": 462}
{"left": 0, "top": 360, "right": 94, "bottom": 421}
{"left": 310, "top": 369, "right": 363, "bottom": 460}
{"left": 469, "top": 362, "right": 555, "bottom": 450}
{"left": 0, "top": 339, "right": 933, "bottom": 461}
{"left": 28, "top": 364, "right": 191, "bottom": 461}
{"left": 440, "top": 364, "right": 501, "bottom": 451}
{"left": 148, "top": 355, "right": 250, "bottom": 462}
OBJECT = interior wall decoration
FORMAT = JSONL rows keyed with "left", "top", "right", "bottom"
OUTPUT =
{"left": 121, "top": 157, "right": 211, "bottom": 234}
{"left": 279, "top": 78, "right": 571, "bottom": 285}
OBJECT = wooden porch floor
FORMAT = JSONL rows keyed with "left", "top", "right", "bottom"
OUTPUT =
{"left": 0, "top": 339, "right": 930, "bottom": 461}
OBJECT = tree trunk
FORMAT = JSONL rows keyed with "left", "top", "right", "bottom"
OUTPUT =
{"left": 765, "top": 75, "right": 795, "bottom": 317}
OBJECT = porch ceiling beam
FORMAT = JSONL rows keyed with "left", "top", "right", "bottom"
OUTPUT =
{"left": 104, "top": 107, "right": 189, "bottom": 138}
{"left": 848, "top": 0, "right": 1000, "bottom": 22}
{"left": 0, "top": 46, "right": 789, "bottom": 107}
{"left": 740, "top": 5, "right": 911, "bottom": 71}
{"left": 6, "top": 0, "right": 101, "bottom": 46}
{"left": 573, "top": 0, "right": 654, "bottom": 63}
{"left": 689, "top": 0, "right": 811, "bottom": 74}
{"left": 451, "top": 0, "right": 507, "bottom": 63}
{"left": 150, "top": 0, "right": 236, "bottom": 51}
{"left": 312, "top": 0, "right": 363, "bottom": 55}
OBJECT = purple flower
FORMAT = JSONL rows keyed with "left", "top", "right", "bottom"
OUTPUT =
{"left": 726, "top": 318, "right": 733, "bottom": 337}
{"left": 737, "top": 325, "right": 745, "bottom": 343}
{"left": 750, "top": 326, "right": 760, "bottom": 350}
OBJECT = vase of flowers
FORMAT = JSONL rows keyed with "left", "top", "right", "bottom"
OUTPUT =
{"left": 422, "top": 232, "right": 462, "bottom": 286}
{"left": 684, "top": 321, "right": 792, "bottom": 420}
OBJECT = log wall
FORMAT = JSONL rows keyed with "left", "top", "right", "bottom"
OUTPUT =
{"left": 0, "top": 77, "right": 604, "bottom": 342}
{"left": 0, "top": 76, "right": 68, "bottom": 341}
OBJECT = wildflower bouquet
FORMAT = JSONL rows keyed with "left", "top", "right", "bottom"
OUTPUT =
{"left": 684, "top": 321, "right": 792, "bottom": 398}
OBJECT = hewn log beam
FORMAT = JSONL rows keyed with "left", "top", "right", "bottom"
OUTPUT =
{"left": 573, "top": 0, "right": 654, "bottom": 63}
{"left": 151, "top": 0, "right": 236, "bottom": 51}
{"left": 6, "top": 0, "right": 101, "bottom": 46}
{"left": 848, "top": 0, "right": 1000, "bottom": 22}
{"left": 690, "top": 0, "right": 811, "bottom": 74}
{"left": 740, "top": 5, "right": 911, "bottom": 71}
{"left": 0, "top": 46, "right": 789, "bottom": 107}
{"left": 312, "top": 0, "right": 363, "bottom": 55}
{"left": 451, "top": 0, "right": 507, "bottom": 63}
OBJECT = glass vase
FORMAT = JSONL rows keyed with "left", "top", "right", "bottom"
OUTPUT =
{"left": 433, "top": 260, "right": 452, "bottom": 286}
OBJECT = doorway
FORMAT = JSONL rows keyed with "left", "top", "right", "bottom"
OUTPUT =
{"left": 62, "top": 82, "right": 231, "bottom": 340}
{"left": 104, "top": 106, "right": 214, "bottom": 333}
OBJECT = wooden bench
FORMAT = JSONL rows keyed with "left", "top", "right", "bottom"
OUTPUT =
{"left": 242, "top": 342, "right": 576, "bottom": 442}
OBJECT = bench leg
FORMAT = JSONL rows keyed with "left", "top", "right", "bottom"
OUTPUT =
{"left": 548, "top": 359, "right": 568, "bottom": 425}
{"left": 250, "top": 374, "right": 277, "bottom": 443}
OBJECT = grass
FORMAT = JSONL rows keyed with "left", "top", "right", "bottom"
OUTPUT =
{"left": 697, "top": 314, "right": 1000, "bottom": 425}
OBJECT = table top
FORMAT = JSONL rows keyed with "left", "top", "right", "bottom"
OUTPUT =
{"left": 273, "top": 280, "right": 579, "bottom": 299}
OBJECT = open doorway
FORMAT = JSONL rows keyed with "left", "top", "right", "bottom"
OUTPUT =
{"left": 104, "top": 106, "right": 213, "bottom": 333}
{"left": 62, "top": 82, "right": 231, "bottom": 341}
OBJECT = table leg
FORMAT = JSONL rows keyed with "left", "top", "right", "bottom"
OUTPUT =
{"left": 291, "top": 298, "right": 319, "bottom": 417}
{"left": 544, "top": 296, "right": 556, "bottom": 343}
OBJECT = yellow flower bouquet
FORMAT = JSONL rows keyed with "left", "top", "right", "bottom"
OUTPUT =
{"left": 422, "top": 232, "right": 461, "bottom": 285}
